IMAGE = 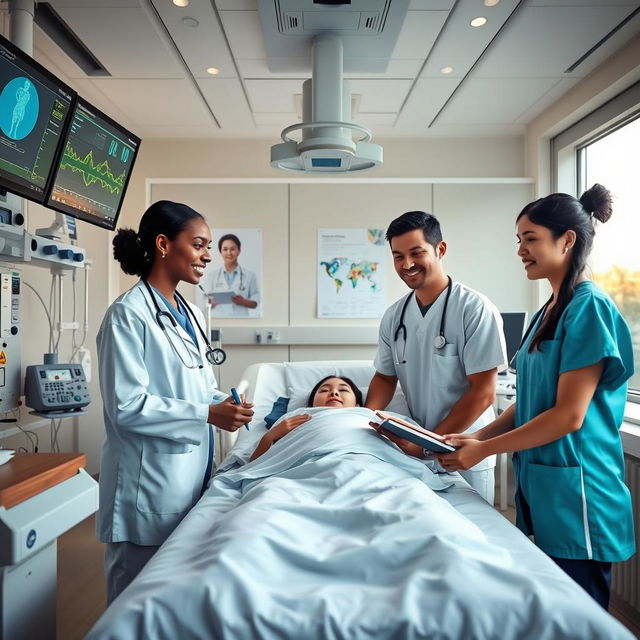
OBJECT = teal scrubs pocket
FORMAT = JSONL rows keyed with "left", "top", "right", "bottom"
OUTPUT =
{"left": 525, "top": 462, "right": 587, "bottom": 556}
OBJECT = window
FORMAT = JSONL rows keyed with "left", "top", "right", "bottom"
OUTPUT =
{"left": 552, "top": 81, "right": 640, "bottom": 398}
{"left": 577, "top": 115, "right": 640, "bottom": 394}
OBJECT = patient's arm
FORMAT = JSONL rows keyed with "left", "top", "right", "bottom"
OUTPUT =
{"left": 365, "top": 371, "right": 398, "bottom": 410}
{"left": 250, "top": 414, "right": 312, "bottom": 461}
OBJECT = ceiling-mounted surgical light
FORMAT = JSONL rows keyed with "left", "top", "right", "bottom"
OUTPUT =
{"left": 270, "top": 34, "right": 382, "bottom": 173}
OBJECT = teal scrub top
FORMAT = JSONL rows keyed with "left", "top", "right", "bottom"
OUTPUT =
{"left": 513, "top": 281, "right": 635, "bottom": 562}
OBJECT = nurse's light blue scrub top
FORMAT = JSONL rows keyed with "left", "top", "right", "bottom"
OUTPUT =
{"left": 513, "top": 281, "right": 635, "bottom": 562}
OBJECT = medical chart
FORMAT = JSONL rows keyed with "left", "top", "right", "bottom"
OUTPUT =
{"left": 317, "top": 228, "right": 386, "bottom": 318}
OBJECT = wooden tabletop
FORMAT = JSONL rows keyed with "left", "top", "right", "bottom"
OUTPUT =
{"left": 0, "top": 453, "right": 87, "bottom": 509}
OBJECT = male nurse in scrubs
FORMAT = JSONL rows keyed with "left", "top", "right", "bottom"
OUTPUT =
{"left": 366, "top": 210, "right": 507, "bottom": 503}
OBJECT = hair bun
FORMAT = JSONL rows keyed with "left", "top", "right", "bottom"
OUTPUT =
{"left": 579, "top": 183, "right": 612, "bottom": 223}
{"left": 113, "top": 228, "right": 149, "bottom": 276}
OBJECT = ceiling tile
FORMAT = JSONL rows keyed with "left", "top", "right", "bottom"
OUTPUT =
{"left": 514, "top": 78, "right": 580, "bottom": 123}
{"left": 89, "top": 78, "right": 215, "bottom": 128}
{"left": 218, "top": 10, "right": 266, "bottom": 60}
{"left": 473, "top": 5, "right": 638, "bottom": 78}
{"left": 54, "top": 7, "right": 184, "bottom": 78}
{"left": 197, "top": 78, "right": 255, "bottom": 130}
{"left": 408, "top": 0, "right": 454, "bottom": 9}
{"left": 245, "top": 79, "right": 302, "bottom": 112}
{"left": 394, "top": 77, "right": 458, "bottom": 129}
{"left": 437, "top": 77, "right": 560, "bottom": 124}
{"left": 215, "top": 0, "right": 257, "bottom": 9}
{"left": 392, "top": 10, "right": 448, "bottom": 59}
{"left": 349, "top": 79, "right": 413, "bottom": 112}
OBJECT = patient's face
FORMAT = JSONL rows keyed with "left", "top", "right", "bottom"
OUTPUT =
{"left": 312, "top": 377, "right": 359, "bottom": 408}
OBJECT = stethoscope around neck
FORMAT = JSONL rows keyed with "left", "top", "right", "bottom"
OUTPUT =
{"left": 142, "top": 280, "right": 226, "bottom": 368}
{"left": 393, "top": 276, "right": 453, "bottom": 365}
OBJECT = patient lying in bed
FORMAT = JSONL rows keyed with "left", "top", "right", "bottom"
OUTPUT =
{"left": 250, "top": 375, "right": 364, "bottom": 460}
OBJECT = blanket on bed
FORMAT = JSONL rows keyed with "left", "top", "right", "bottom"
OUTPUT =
{"left": 86, "top": 408, "right": 633, "bottom": 640}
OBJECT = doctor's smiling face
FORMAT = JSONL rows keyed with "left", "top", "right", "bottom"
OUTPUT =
{"left": 390, "top": 229, "right": 446, "bottom": 293}
{"left": 160, "top": 217, "right": 212, "bottom": 285}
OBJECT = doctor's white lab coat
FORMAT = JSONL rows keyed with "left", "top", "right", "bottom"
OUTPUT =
{"left": 96, "top": 280, "right": 226, "bottom": 546}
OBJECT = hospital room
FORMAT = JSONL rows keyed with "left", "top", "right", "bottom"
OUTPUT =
{"left": 1, "top": 0, "right": 640, "bottom": 638}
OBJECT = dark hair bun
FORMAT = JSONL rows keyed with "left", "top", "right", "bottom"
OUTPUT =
{"left": 579, "top": 183, "right": 612, "bottom": 223}
{"left": 113, "top": 228, "right": 149, "bottom": 276}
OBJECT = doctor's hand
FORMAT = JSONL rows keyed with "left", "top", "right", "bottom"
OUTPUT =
{"left": 436, "top": 436, "right": 488, "bottom": 471}
{"left": 369, "top": 421, "right": 424, "bottom": 459}
{"left": 208, "top": 397, "right": 254, "bottom": 431}
{"left": 231, "top": 294, "right": 251, "bottom": 307}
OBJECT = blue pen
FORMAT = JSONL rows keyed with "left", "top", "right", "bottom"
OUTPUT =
{"left": 230, "top": 387, "right": 250, "bottom": 430}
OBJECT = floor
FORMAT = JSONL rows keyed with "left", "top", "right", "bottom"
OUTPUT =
{"left": 59, "top": 513, "right": 639, "bottom": 639}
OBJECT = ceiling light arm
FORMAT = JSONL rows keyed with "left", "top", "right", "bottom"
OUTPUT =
{"left": 281, "top": 121, "right": 372, "bottom": 143}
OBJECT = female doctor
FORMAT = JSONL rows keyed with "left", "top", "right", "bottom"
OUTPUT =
{"left": 97, "top": 200, "right": 254, "bottom": 603}
{"left": 439, "top": 185, "right": 634, "bottom": 608}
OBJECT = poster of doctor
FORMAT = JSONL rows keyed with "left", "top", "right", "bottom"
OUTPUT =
{"left": 201, "top": 229, "right": 262, "bottom": 317}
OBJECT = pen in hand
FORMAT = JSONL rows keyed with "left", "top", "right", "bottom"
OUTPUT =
{"left": 230, "top": 387, "right": 250, "bottom": 430}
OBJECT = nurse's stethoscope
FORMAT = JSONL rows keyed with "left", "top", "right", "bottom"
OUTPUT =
{"left": 214, "top": 265, "right": 246, "bottom": 292}
{"left": 142, "top": 280, "right": 227, "bottom": 368}
{"left": 507, "top": 298, "right": 551, "bottom": 374}
{"left": 393, "top": 276, "right": 453, "bottom": 365}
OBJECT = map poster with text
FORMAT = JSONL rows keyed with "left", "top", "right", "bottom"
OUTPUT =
{"left": 317, "top": 228, "right": 385, "bottom": 319}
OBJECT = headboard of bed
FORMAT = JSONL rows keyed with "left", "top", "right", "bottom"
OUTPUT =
{"left": 215, "top": 360, "right": 408, "bottom": 464}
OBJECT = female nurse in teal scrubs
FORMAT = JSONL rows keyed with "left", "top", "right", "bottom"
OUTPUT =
{"left": 438, "top": 184, "right": 635, "bottom": 609}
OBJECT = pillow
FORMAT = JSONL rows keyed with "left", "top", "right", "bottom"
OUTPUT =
{"left": 284, "top": 361, "right": 410, "bottom": 415}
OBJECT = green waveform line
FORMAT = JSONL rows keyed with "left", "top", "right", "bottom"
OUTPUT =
{"left": 59, "top": 143, "right": 125, "bottom": 194}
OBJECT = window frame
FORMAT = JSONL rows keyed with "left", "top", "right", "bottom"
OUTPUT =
{"left": 551, "top": 81, "right": 640, "bottom": 404}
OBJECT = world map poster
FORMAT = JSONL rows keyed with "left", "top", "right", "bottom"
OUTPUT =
{"left": 317, "top": 228, "right": 386, "bottom": 318}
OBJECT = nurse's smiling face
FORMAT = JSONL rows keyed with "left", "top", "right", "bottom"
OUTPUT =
{"left": 516, "top": 214, "right": 572, "bottom": 281}
{"left": 390, "top": 229, "right": 446, "bottom": 292}
{"left": 161, "top": 218, "right": 212, "bottom": 285}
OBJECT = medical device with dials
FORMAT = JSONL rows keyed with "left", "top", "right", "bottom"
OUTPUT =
{"left": 24, "top": 363, "right": 90, "bottom": 413}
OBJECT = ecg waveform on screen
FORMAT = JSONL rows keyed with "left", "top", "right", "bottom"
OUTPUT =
{"left": 59, "top": 142, "right": 125, "bottom": 194}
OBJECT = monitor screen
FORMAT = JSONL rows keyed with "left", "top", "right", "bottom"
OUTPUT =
{"left": 0, "top": 34, "right": 75, "bottom": 204}
{"left": 500, "top": 312, "right": 528, "bottom": 366}
{"left": 45, "top": 97, "right": 140, "bottom": 231}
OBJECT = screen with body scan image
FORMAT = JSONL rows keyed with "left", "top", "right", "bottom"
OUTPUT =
{"left": 45, "top": 97, "right": 140, "bottom": 230}
{"left": 0, "top": 34, "right": 75, "bottom": 203}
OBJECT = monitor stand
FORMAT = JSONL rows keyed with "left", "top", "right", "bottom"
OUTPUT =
{"left": 35, "top": 212, "right": 69, "bottom": 241}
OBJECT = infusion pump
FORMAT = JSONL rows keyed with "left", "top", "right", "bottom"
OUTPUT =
{"left": 25, "top": 363, "right": 90, "bottom": 413}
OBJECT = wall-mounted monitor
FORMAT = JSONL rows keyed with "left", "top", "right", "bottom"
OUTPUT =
{"left": 45, "top": 97, "right": 140, "bottom": 231}
{"left": 0, "top": 34, "right": 76, "bottom": 204}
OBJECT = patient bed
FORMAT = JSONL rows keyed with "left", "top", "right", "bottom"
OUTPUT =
{"left": 86, "top": 361, "right": 634, "bottom": 640}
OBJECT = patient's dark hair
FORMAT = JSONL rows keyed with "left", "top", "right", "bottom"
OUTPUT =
{"left": 307, "top": 375, "right": 363, "bottom": 407}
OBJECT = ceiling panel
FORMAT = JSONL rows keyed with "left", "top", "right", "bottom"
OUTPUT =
{"left": 49, "top": 0, "right": 139, "bottom": 7}
{"left": 394, "top": 77, "right": 458, "bottom": 130}
{"left": 391, "top": 10, "right": 448, "bottom": 59}
{"left": 408, "top": 0, "right": 455, "bottom": 9}
{"left": 514, "top": 78, "right": 581, "bottom": 124}
{"left": 55, "top": 7, "right": 184, "bottom": 78}
{"left": 150, "top": 0, "right": 238, "bottom": 79}
{"left": 215, "top": 0, "right": 258, "bottom": 9}
{"left": 437, "top": 77, "right": 561, "bottom": 125}
{"left": 528, "top": 0, "right": 638, "bottom": 5}
{"left": 245, "top": 79, "right": 302, "bottom": 112}
{"left": 218, "top": 9, "right": 266, "bottom": 60}
{"left": 197, "top": 78, "right": 255, "bottom": 130}
{"left": 89, "top": 78, "right": 215, "bottom": 128}
{"left": 349, "top": 79, "right": 413, "bottom": 112}
{"left": 473, "top": 5, "right": 637, "bottom": 78}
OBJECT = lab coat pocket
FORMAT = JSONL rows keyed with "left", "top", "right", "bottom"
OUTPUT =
{"left": 136, "top": 444, "right": 199, "bottom": 515}
{"left": 525, "top": 462, "right": 587, "bottom": 554}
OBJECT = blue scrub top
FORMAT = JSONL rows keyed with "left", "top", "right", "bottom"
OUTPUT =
{"left": 513, "top": 281, "right": 635, "bottom": 562}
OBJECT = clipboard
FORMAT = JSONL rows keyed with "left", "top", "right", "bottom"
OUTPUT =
{"left": 375, "top": 410, "right": 456, "bottom": 453}
{"left": 208, "top": 290, "right": 236, "bottom": 305}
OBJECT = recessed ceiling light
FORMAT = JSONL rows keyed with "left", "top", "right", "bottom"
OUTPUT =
{"left": 470, "top": 16, "right": 487, "bottom": 27}
{"left": 173, "top": 0, "right": 189, "bottom": 7}
{"left": 206, "top": 67, "right": 220, "bottom": 75}
{"left": 182, "top": 16, "right": 199, "bottom": 28}
{"left": 440, "top": 66, "right": 454, "bottom": 74}
{"left": 483, "top": 0, "right": 500, "bottom": 6}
